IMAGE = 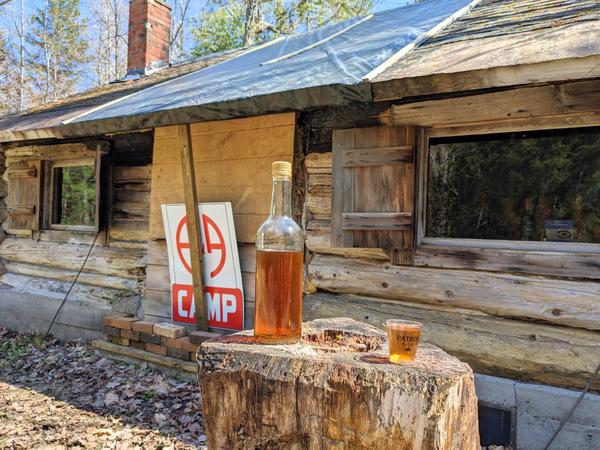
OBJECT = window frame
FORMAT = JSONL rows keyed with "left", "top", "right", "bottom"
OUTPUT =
{"left": 43, "top": 156, "right": 101, "bottom": 233}
{"left": 415, "top": 125, "right": 600, "bottom": 255}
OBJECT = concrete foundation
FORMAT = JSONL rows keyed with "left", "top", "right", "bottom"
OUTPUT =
{"left": 0, "top": 286, "right": 107, "bottom": 341}
{"left": 475, "top": 373, "right": 600, "bottom": 450}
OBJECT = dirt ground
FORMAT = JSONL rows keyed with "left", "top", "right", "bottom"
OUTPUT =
{"left": 0, "top": 328, "right": 206, "bottom": 449}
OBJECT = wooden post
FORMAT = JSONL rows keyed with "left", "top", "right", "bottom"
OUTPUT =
{"left": 177, "top": 124, "right": 208, "bottom": 331}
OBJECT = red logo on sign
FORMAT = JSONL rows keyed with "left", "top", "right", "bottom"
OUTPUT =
{"left": 175, "top": 215, "right": 227, "bottom": 277}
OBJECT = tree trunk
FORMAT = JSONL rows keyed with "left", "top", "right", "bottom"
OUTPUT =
{"left": 197, "top": 317, "right": 480, "bottom": 449}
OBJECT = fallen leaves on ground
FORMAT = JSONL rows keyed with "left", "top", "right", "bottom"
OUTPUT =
{"left": 0, "top": 328, "right": 206, "bottom": 449}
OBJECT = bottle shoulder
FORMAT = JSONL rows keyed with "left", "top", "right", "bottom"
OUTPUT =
{"left": 256, "top": 216, "right": 303, "bottom": 251}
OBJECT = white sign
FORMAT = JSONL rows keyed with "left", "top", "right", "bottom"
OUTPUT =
{"left": 161, "top": 203, "right": 244, "bottom": 331}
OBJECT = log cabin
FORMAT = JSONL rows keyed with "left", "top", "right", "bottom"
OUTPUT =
{"left": 0, "top": 0, "right": 598, "bottom": 447}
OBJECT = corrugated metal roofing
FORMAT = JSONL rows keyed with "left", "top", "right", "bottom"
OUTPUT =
{"left": 67, "top": 0, "right": 474, "bottom": 126}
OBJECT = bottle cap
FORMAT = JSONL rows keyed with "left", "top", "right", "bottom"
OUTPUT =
{"left": 272, "top": 161, "right": 292, "bottom": 178}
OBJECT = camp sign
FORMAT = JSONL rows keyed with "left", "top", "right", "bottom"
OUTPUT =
{"left": 161, "top": 203, "right": 244, "bottom": 331}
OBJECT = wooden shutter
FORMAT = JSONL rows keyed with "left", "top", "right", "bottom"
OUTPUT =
{"left": 331, "top": 125, "right": 419, "bottom": 264}
{"left": 6, "top": 159, "right": 41, "bottom": 232}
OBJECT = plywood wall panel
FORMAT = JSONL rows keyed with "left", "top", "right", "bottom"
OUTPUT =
{"left": 149, "top": 113, "right": 296, "bottom": 241}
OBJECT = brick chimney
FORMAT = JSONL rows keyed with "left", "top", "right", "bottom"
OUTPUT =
{"left": 127, "top": 0, "right": 171, "bottom": 75}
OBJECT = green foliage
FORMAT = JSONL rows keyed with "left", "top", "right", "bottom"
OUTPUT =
{"left": 26, "top": 0, "right": 89, "bottom": 102}
{"left": 0, "top": 333, "right": 45, "bottom": 369}
{"left": 55, "top": 164, "right": 96, "bottom": 226}
{"left": 427, "top": 129, "right": 600, "bottom": 243}
{"left": 191, "top": 4, "right": 246, "bottom": 57}
{"left": 190, "top": 0, "right": 373, "bottom": 57}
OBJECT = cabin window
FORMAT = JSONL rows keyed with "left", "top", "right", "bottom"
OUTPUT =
{"left": 426, "top": 127, "right": 600, "bottom": 246}
{"left": 45, "top": 159, "right": 99, "bottom": 231}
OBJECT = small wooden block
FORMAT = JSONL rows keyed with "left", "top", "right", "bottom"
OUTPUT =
{"left": 108, "top": 336, "right": 130, "bottom": 346}
{"left": 103, "top": 326, "right": 121, "bottom": 337}
{"left": 139, "top": 332, "right": 161, "bottom": 344}
{"left": 130, "top": 340, "right": 145, "bottom": 350}
{"left": 102, "top": 314, "right": 133, "bottom": 327}
{"left": 189, "top": 330, "right": 222, "bottom": 345}
{"left": 177, "top": 337, "right": 199, "bottom": 353}
{"left": 121, "top": 329, "right": 140, "bottom": 340}
{"left": 131, "top": 320, "right": 157, "bottom": 334}
{"left": 153, "top": 322, "right": 187, "bottom": 339}
{"left": 145, "top": 342, "right": 168, "bottom": 356}
{"left": 167, "top": 347, "right": 191, "bottom": 361}
{"left": 190, "top": 351, "right": 198, "bottom": 362}
{"left": 109, "top": 316, "right": 138, "bottom": 330}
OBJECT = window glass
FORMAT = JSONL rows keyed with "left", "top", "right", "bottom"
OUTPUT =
{"left": 427, "top": 127, "right": 600, "bottom": 243}
{"left": 52, "top": 164, "right": 96, "bottom": 227}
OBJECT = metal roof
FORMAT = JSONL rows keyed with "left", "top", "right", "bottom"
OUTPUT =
{"left": 0, "top": 0, "right": 598, "bottom": 142}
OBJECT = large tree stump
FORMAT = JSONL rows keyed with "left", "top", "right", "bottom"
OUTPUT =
{"left": 197, "top": 318, "right": 479, "bottom": 449}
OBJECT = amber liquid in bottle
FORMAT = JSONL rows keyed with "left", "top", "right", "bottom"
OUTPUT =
{"left": 254, "top": 250, "right": 303, "bottom": 343}
{"left": 254, "top": 161, "right": 303, "bottom": 344}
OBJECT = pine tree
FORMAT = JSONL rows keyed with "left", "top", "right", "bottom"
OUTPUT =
{"left": 190, "top": 0, "right": 373, "bottom": 57}
{"left": 26, "top": 0, "right": 89, "bottom": 103}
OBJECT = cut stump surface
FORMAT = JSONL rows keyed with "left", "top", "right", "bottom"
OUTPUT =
{"left": 197, "top": 317, "right": 479, "bottom": 450}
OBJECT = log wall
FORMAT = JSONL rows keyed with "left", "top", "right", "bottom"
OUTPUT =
{"left": 0, "top": 132, "right": 152, "bottom": 316}
{"left": 302, "top": 143, "right": 600, "bottom": 391}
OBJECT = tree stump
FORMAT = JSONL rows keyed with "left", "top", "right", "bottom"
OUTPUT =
{"left": 197, "top": 317, "right": 479, "bottom": 449}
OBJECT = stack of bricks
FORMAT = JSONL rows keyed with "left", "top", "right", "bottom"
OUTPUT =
{"left": 102, "top": 314, "right": 219, "bottom": 362}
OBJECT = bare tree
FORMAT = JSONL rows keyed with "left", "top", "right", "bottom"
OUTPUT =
{"left": 88, "top": 0, "right": 128, "bottom": 84}
{"left": 170, "top": 0, "right": 192, "bottom": 62}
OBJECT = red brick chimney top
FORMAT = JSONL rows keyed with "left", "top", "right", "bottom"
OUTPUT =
{"left": 127, "top": 0, "right": 171, "bottom": 75}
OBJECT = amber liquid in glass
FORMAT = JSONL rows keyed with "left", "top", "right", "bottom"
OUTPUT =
{"left": 387, "top": 324, "right": 421, "bottom": 363}
{"left": 254, "top": 250, "right": 303, "bottom": 344}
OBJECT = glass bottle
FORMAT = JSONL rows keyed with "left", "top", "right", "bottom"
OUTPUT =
{"left": 254, "top": 161, "right": 304, "bottom": 344}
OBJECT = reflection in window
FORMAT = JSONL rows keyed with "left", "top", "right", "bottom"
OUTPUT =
{"left": 52, "top": 164, "right": 96, "bottom": 227}
{"left": 427, "top": 127, "right": 600, "bottom": 243}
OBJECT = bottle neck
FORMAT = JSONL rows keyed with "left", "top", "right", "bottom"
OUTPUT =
{"left": 270, "top": 177, "right": 292, "bottom": 217}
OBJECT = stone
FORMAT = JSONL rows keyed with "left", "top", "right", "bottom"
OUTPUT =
{"left": 120, "top": 329, "right": 140, "bottom": 340}
{"left": 106, "top": 316, "right": 138, "bottom": 330}
{"left": 102, "top": 314, "right": 134, "bottom": 328}
{"left": 153, "top": 322, "right": 187, "bottom": 339}
{"left": 167, "top": 347, "right": 191, "bottom": 361}
{"left": 145, "top": 342, "right": 168, "bottom": 356}
{"left": 131, "top": 320, "right": 157, "bottom": 334}
{"left": 197, "top": 317, "right": 479, "bottom": 450}
{"left": 139, "top": 332, "right": 161, "bottom": 344}
{"left": 108, "top": 336, "right": 130, "bottom": 347}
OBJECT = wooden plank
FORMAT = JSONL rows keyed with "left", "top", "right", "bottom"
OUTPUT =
{"left": 303, "top": 292, "right": 600, "bottom": 391}
{"left": 427, "top": 112, "right": 600, "bottom": 138}
{"left": 5, "top": 142, "right": 100, "bottom": 162}
{"left": 342, "top": 145, "right": 413, "bottom": 167}
{"left": 372, "top": 54, "right": 600, "bottom": 102}
{"left": 414, "top": 246, "right": 600, "bottom": 280}
{"left": 91, "top": 339, "right": 197, "bottom": 373}
{"left": 390, "top": 80, "right": 600, "bottom": 128}
{"left": 5, "top": 261, "right": 140, "bottom": 292}
{"left": 342, "top": 212, "right": 412, "bottom": 230}
{"left": 149, "top": 115, "right": 295, "bottom": 241}
{"left": 177, "top": 124, "right": 208, "bottom": 331}
{"left": 331, "top": 129, "right": 354, "bottom": 247}
{"left": 0, "top": 237, "right": 145, "bottom": 279}
{"left": 8, "top": 168, "right": 36, "bottom": 179}
{"left": 7, "top": 205, "right": 35, "bottom": 215}
{"left": 308, "top": 254, "right": 600, "bottom": 331}
{"left": 6, "top": 160, "right": 41, "bottom": 231}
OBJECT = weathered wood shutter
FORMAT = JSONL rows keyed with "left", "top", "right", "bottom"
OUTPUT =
{"left": 6, "top": 159, "right": 41, "bottom": 232}
{"left": 331, "top": 125, "right": 419, "bottom": 264}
